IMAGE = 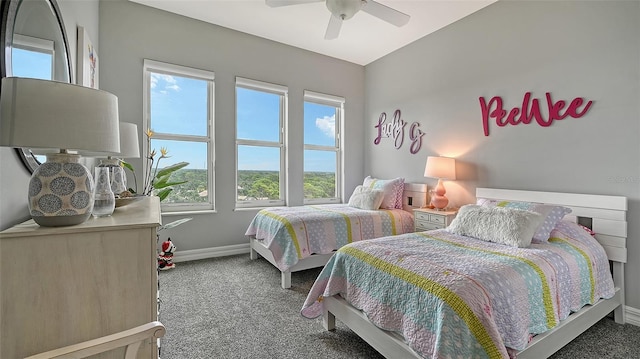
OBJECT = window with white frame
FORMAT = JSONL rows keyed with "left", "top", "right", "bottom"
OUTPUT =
{"left": 143, "top": 59, "right": 214, "bottom": 211}
{"left": 235, "top": 77, "right": 287, "bottom": 207}
{"left": 11, "top": 34, "right": 54, "bottom": 80}
{"left": 303, "top": 91, "right": 343, "bottom": 203}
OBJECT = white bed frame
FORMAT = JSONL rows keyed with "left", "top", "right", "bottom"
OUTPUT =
{"left": 249, "top": 183, "right": 429, "bottom": 289}
{"left": 322, "top": 188, "right": 627, "bottom": 359}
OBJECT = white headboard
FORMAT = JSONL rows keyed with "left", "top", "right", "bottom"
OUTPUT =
{"left": 402, "top": 183, "right": 428, "bottom": 212}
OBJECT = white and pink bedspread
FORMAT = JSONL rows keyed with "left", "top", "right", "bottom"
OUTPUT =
{"left": 301, "top": 220, "right": 614, "bottom": 358}
{"left": 245, "top": 204, "right": 414, "bottom": 271}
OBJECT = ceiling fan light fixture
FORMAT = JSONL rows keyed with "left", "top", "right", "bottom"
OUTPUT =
{"left": 326, "top": 0, "right": 362, "bottom": 20}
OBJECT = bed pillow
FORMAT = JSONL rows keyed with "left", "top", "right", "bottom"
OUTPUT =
{"left": 447, "top": 204, "right": 544, "bottom": 248}
{"left": 348, "top": 186, "right": 385, "bottom": 210}
{"left": 476, "top": 199, "right": 572, "bottom": 242}
{"left": 362, "top": 176, "right": 404, "bottom": 209}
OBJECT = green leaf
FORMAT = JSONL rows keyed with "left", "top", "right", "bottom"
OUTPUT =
{"left": 121, "top": 161, "right": 135, "bottom": 172}
{"left": 154, "top": 175, "right": 172, "bottom": 189}
{"left": 155, "top": 162, "right": 189, "bottom": 179}
{"left": 160, "top": 180, "right": 188, "bottom": 188}
{"left": 157, "top": 188, "right": 173, "bottom": 201}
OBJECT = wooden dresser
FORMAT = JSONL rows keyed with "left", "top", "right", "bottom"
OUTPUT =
{"left": 0, "top": 196, "right": 161, "bottom": 359}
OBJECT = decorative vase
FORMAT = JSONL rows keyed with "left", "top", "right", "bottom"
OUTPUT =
{"left": 98, "top": 158, "right": 127, "bottom": 195}
{"left": 92, "top": 167, "right": 115, "bottom": 218}
{"left": 28, "top": 153, "right": 95, "bottom": 227}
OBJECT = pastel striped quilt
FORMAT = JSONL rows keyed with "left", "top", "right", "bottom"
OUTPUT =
{"left": 245, "top": 204, "right": 414, "bottom": 271}
{"left": 301, "top": 220, "right": 615, "bottom": 358}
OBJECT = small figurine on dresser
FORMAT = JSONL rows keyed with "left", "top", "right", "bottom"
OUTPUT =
{"left": 158, "top": 238, "right": 177, "bottom": 270}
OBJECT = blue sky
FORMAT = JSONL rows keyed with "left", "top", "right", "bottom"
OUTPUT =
{"left": 151, "top": 74, "right": 337, "bottom": 172}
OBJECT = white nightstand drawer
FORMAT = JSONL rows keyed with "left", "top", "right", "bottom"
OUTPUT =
{"left": 415, "top": 211, "right": 430, "bottom": 221}
{"left": 416, "top": 221, "right": 444, "bottom": 231}
{"left": 413, "top": 208, "right": 457, "bottom": 233}
{"left": 429, "top": 215, "right": 445, "bottom": 224}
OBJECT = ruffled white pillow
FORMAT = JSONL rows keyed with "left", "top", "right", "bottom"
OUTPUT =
{"left": 447, "top": 204, "right": 544, "bottom": 248}
{"left": 348, "top": 185, "right": 385, "bottom": 210}
{"left": 476, "top": 199, "right": 572, "bottom": 242}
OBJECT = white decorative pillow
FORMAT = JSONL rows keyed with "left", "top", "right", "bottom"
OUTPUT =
{"left": 447, "top": 204, "right": 544, "bottom": 248}
{"left": 476, "top": 199, "right": 572, "bottom": 242}
{"left": 362, "top": 176, "right": 405, "bottom": 209}
{"left": 348, "top": 185, "right": 385, "bottom": 210}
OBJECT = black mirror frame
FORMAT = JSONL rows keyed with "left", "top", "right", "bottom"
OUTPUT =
{"left": 0, "top": 0, "right": 73, "bottom": 173}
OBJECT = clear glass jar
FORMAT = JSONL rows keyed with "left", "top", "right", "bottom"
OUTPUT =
{"left": 93, "top": 167, "right": 115, "bottom": 217}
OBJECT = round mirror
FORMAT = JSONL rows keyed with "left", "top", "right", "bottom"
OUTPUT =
{"left": 0, "top": 0, "right": 73, "bottom": 173}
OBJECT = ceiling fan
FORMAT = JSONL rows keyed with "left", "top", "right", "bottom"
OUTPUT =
{"left": 266, "top": 0, "right": 410, "bottom": 40}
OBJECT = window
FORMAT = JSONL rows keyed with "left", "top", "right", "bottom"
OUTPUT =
{"left": 235, "top": 78, "right": 287, "bottom": 207}
{"left": 143, "top": 60, "right": 214, "bottom": 211}
{"left": 11, "top": 34, "right": 54, "bottom": 80}
{"left": 303, "top": 91, "right": 343, "bottom": 203}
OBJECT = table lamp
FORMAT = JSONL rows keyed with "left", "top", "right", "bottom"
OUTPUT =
{"left": 424, "top": 156, "right": 456, "bottom": 210}
{"left": 0, "top": 77, "right": 120, "bottom": 226}
{"left": 97, "top": 122, "right": 140, "bottom": 195}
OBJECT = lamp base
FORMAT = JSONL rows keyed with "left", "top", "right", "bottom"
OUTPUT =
{"left": 430, "top": 178, "right": 449, "bottom": 210}
{"left": 430, "top": 195, "right": 449, "bottom": 210}
{"left": 33, "top": 213, "right": 92, "bottom": 227}
{"left": 29, "top": 153, "right": 95, "bottom": 227}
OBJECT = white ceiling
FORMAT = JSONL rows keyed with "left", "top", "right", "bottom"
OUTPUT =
{"left": 128, "top": 0, "right": 497, "bottom": 66}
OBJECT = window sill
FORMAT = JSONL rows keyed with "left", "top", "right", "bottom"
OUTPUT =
{"left": 161, "top": 209, "right": 217, "bottom": 216}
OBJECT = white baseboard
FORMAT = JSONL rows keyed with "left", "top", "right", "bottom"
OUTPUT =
{"left": 626, "top": 305, "right": 640, "bottom": 327}
{"left": 170, "top": 244, "right": 640, "bottom": 328}
{"left": 173, "top": 243, "right": 249, "bottom": 263}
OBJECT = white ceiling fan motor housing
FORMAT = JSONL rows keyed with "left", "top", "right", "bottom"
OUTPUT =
{"left": 326, "top": 0, "right": 363, "bottom": 20}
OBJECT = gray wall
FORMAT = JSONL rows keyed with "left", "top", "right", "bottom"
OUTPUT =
{"left": 0, "top": 0, "right": 99, "bottom": 230}
{"left": 364, "top": 1, "right": 640, "bottom": 309}
{"left": 97, "top": 0, "right": 365, "bottom": 249}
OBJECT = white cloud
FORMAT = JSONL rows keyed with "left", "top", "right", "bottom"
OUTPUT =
{"left": 316, "top": 115, "right": 335, "bottom": 138}
{"left": 150, "top": 73, "right": 180, "bottom": 92}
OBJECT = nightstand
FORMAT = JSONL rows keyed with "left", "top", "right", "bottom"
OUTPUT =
{"left": 413, "top": 208, "right": 457, "bottom": 231}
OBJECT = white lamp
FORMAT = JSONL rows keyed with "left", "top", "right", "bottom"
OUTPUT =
{"left": 97, "top": 122, "right": 140, "bottom": 194}
{"left": 0, "top": 77, "right": 120, "bottom": 226}
{"left": 424, "top": 156, "right": 456, "bottom": 210}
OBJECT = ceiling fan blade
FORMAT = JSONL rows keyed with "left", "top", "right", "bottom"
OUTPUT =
{"left": 361, "top": 0, "right": 410, "bottom": 27}
{"left": 324, "top": 14, "right": 342, "bottom": 40}
{"left": 265, "top": 0, "right": 323, "bottom": 7}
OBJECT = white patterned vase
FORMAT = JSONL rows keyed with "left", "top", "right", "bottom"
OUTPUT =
{"left": 28, "top": 153, "right": 95, "bottom": 226}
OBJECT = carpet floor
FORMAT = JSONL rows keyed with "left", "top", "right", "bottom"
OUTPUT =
{"left": 159, "top": 254, "right": 639, "bottom": 359}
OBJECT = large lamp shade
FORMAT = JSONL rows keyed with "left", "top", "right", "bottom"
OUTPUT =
{"left": 0, "top": 77, "right": 120, "bottom": 226}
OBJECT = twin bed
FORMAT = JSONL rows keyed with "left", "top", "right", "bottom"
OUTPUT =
{"left": 305, "top": 188, "right": 627, "bottom": 358}
{"left": 246, "top": 187, "right": 627, "bottom": 358}
{"left": 247, "top": 182, "right": 428, "bottom": 288}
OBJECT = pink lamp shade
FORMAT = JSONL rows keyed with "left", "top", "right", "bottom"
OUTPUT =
{"left": 424, "top": 156, "right": 456, "bottom": 210}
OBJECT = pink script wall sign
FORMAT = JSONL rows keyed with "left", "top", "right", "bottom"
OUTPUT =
{"left": 479, "top": 92, "right": 593, "bottom": 136}
{"left": 374, "top": 109, "right": 424, "bottom": 154}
